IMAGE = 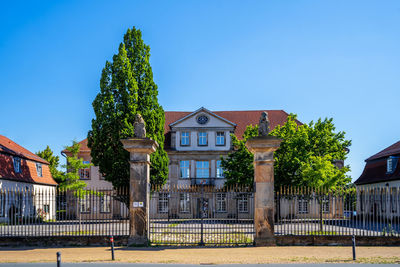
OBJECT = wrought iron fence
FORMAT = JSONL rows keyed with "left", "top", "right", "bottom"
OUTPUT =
{"left": 150, "top": 184, "right": 254, "bottom": 246}
{"left": 275, "top": 186, "right": 400, "bottom": 236}
{"left": 0, "top": 187, "right": 129, "bottom": 237}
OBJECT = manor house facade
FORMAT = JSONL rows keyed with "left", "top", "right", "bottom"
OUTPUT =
{"left": 69, "top": 107, "right": 294, "bottom": 189}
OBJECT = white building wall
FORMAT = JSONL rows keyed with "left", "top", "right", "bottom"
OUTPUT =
{"left": 175, "top": 130, "right": 231, "bottom": 151}
{"left": 84, "top": 166, "right": 113, "bottom": 189}
{"left": 0, "top": 179, "right": 56, "bottom": 222}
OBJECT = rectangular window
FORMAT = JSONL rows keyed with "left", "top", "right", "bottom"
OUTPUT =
{"left": 79, "top": 161, "right": 91, "bottom": 180}
{"left": 36, "top": 163, "right": 42, "bottom": 177}
{"left": 216, "top": 193, "right": 227, "bottom": 212}
{"left": 298, "top": 199, "right": 308, "bottom": 214}
{"left": 100, "top": 194, "right": 111, "bottom": 213}
{"left": 0, "top": 193, "right": 4, "bottom": 217}
{"left": 180, "top": 160, "right": 190, "bottom": 178}
{"left": 381, "top": 190, "right": 386, "bottom": 212}
{"left": 80, "top": 195, "right": 91, "bottom": 213}
{"left": 360, "top": 191, "right": 364, "bottom": 212}
{"left": 198, "top": 132, "right": 208, "bottom": 146}
{"left": 158, "top": 193, "right": 169, "bottom": 213}
{"left": 13, "top": 157, "right": 21, "bottom": 173}
{"left": 391, "top": 188, "right": 397, "bottom": 213}
{"left": 322, "top": 196, "right": 329, "bottom": 213}
{"left": 180, "top": 132, "right": 190, "bottom": 146}
{"left": 179, "top": 193, "right": 190, "bottom": 213}
{"left": 216, "top": 160, "right": 224, "bottom": 178}
{"left": 196, "top": 161, "right": 209, "bottom": 178}
{"left": 43, "top": 204, "right": 50, "bottom": 213}
{"left": 216, "top": 132, "right": 225, "bottom": 146}
{"left": 238, "top": 194, "right": 248, "bottom": 213}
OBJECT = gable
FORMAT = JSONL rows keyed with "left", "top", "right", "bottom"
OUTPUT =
{"left": 170, "top": 107, "right": 236, "bottom": 129}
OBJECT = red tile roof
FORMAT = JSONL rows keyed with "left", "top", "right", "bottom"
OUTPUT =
{"left": 0, "top": 135, "right": 48, "bottom": 164}
{"left": 366, "top": 140, "right": 400, "bottom": 161}
{"left": 76, "top": 109, "right": 297, "bottom": 152}
{"left": 354, "top": 157, "right": 400, "bottom": 185}
{"left": 0, "top": 135, "right": 57, "bottom": 186}
{"left": 166, "top": 109, "right": 297, "bottom": 139}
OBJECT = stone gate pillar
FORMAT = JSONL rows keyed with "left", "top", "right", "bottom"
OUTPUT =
{"left": 246, "top": 136, "right": 281, "bottom": 246}
{"left": 121, "top": 138, "right": 158, "bottom": 245}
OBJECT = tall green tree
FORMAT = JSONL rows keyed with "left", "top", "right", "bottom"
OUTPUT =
{"left": 36, "top": 145, "right": 63, "bottom": 184}
{"left": 272, "top": 115, "right": 351, "bottom": 189}
{"left": 87, "top": 27, "right": 168, "bottom": 188}
{"left": 221, "top": 125, "right": 257, "bottom": 187}
{"left": 221, "top": 114, "right": 351, "bottom": 189}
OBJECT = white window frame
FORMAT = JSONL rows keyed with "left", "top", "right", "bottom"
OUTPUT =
{"left": 180, "top": 132, "right": 190, "bottom": 146}
{"left": 13, "top": 157, "right": 21, "bottom": 173}
{"left": 36, "top": 163, "right": 43, "bottom": 177}
{"left": 180, "top": 160, "right": 190, "bottom": 179}
{"left": 79, "top": 161, "right": 91, "bottom": 180}
{"left": 0, "top": 193, "right": 4, "bottom": 217}
{"left": 158, "top": 193, "right": 169, "bottom": 213}
{"left": 196, "top": 161, "right": 209, "bottom": 178}
{"left": 100, "top": 194, "right": 111, "bottom": 213}
{"left": 381, "top": 189, "right": 387, "bottom": 212}
{"left": 391, "top": 188, "right": 397, "bottom": 213}
{"left": 238, "top": 194, "right": 249, "bottom": 213}
{"left": 80, "top": 195, "right": 91, "bottom": 213}
{"left": 198, "top": 132, "right": 208, "bottom": 146}
{"left": 216, "top": 193, "right": 227, "bottom": 213}
{"left": 298, "top": 199, "right": 308, "bottom": 214}
{"left": 322, "top": 196, "right": 329, "bottom": 214}
{"left": 216, "top": 132, "right": 225, "bottom": 146}
{"left": 216, "top": 160, "right": 224, "bottom": 178}
{"left": 179, "top": 193, "right": 190, "bottom": 213}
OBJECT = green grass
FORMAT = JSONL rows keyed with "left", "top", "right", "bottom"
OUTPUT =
{"left": 307, "top": 231, "right": 338, "bottom": 235}
{"left": 56, "top": 231, "right": 97, "bottom": 235}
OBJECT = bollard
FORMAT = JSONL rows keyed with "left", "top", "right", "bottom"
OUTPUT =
{"left": 110, "top": 235, "right": 115, "bottom": 261}
{"left": 352, "top": 235, "right": 356, "bottom": 261}
{"left": 56, "top": 251, "right": 61, "bottom": 267}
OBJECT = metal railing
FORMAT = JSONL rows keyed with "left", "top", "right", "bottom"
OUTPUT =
{"left": 275, "top": 186, "right": 400, "bottom": 236}
{"left": 150, "top": 184, "right": 254, "bottom": 246}
{"left": 0, "top": 187, "right": 129, "bottom": 237}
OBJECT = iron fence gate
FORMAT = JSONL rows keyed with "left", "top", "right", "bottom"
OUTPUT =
{"left": 275, "top": 186, "right": 400, "bottom": 236}
{"left": 149, "top": 184, "right": 255, "bottom": 246}
{"left": 0, "top": 187, "right": 129, "bottom": 237}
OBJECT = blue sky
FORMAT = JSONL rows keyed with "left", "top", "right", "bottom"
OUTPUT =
{"left": 0, "top": 0, "right": 399, "bottom": 181}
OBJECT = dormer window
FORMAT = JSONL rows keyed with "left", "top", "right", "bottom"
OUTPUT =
{"left": 387, "top": 156, "right": 397, "bottom": 174}
{"left": 13, "top": 157, "right": 21, "bottom": 173}
{"left": 36, "top": 163, "right": 43, "bottom": 177}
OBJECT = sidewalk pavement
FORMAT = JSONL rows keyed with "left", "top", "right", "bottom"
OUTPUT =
{"left": 1, "top": 246, "right": 400, "bottom": 264}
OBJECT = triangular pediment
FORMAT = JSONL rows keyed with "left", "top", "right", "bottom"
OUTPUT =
{"left": 169, "top": 107, "right": 236, "bottom": 128}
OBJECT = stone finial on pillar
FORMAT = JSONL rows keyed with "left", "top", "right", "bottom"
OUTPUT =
{"left": 246, "top": 134, "right": 281, "bottom": 246}
{"left": 121, "top": 137, "right": 158, "bottom": 246}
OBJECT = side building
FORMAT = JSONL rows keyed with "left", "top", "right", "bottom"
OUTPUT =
{"left": 0, "top": 135, "right": 57, "bottom": 223}
{"left": 354, "top": 140, "right": 400, "bottom": 219}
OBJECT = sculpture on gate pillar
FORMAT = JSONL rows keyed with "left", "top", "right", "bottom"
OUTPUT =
{"left": 121, "top": 117, "right": 158, "bottom": 246}
{"left": 134, "top": 114, "right": 146, "bottom": 138}
{"left": 246, "top": 111, "right": 281, "bottom": 246}
{"left": 258, "top": 111, "right": 270, "bottom": 136}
